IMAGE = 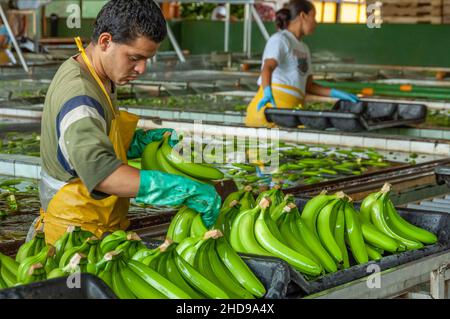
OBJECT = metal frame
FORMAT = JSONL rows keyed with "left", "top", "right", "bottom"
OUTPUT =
{"left": 156, "top": 0, "right": 271, "bottom": 60}
{"left": 0, "top": 5, "right": 29, "bottom": 73}
{"left": 306, "top": 250, "right": 450, "bottom": 299}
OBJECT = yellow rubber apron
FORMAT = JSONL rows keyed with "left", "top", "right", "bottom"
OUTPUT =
{"left": 36, "top": 37, "right": 139, "bottom": 244}
{"left": 244, "top": 83, "right": 305, "bottom": 128}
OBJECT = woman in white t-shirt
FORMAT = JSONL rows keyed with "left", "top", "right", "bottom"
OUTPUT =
{"left": 245, "top": 0, "right": 359, "bottom": 128}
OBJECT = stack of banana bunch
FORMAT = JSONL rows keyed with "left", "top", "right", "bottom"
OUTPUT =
{"left": 129, "top": 231, "right": 266, "bottom": 299}
{"left": 141, "top": 134, "right": 224, "bottom": 183}
{"left": 0, "top": 226, "right": 96, "bottom": 288}
{"left": 165, "top": 183, "right": 438, "bottom": 278}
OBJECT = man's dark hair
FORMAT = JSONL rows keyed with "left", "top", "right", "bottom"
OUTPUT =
{"left": 92, "top": 0, "right": 167, "bottom": 44}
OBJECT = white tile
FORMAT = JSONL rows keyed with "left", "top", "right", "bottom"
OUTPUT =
{"left": 14, "top": 163, "right": 38, "bottom": 179}
{"left": 434, "top": 143, "right": 450, "bottom": 156}
{"left": 278, "top": 130, "right": 297, "bottom": 142}
{"left": 363, "top": 137, "right": 387, "bottom": 150}
{"left": 410, "top": 141, "right": 435, "bottom": 155}
{"left": 0, "top": 161, "right": 14, "bottom": 176}
{"left": 386, "top": 139, "right": 411, "bottom": 153}
{"left": 296, "top": 131, "right": 319, "bottom": 144}
{"left": 318, "top": 133, "right": 342, "bottom": 146}
{"left": 340, "top": 135, "right": 364, "bottom": 147}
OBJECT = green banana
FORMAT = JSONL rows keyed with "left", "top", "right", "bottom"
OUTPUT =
{"left": 47, "top": 268, "right": 67, "bottom": 280}
{"left": 165, "top": 250, "right": 204, "bottom": 299}
{"left": 132, "top": 247, "right": 158, "bottom": 262}
{"left": 160, "top": 137, "right": 224, "bottom": 180}
{"left": 156, "top": 147, "right": 202, "bottom": 182}
{"left": 215, "top": 237, "right": 266, "bottom": 297}
{"left": 174, "top": 251, "right": 229, "bottom": 299}
{"left": 360, "top": 192, "right": 380, "bottom": 222}
{"left": 344, "top": 202, "right": 368, "bottom": 265}
{"left": 222, "top": 189, "right": 245, "bottom": 210}
{"left": 97, "top": 261, "right": 114, "bottom": 289}
{"left": 370, "top": 193, "right": 423, "bottom": 250}
{"left": 294, "top": 217, "right": 337, "bottom": 273}
{"left": 141, "top": 140, "right": 164, "bottom": 171}
{"left": 15, "top": 231, "right": 45, "bottom": 263}
{"left": 239, "top": 187, "right": 256, "bottom": 211}
{"left": 254, "top": 200, "right": 322, "bottom": 276}
{"left": 0, "top": 269, "right": 8, "bottom": 289}
{"left": 360, "top": 219, "right": 403, "bottom": 252}
{"left": 128, "top": 259, "right": 191, "bottom": 299}
{"left": 208, "top": 240, "right": 255, "bottom": 299}
{"left": 111, "top": 262, "right": 136, "bottom": 299}
{"left": 385, "top": 199, "right": 437, "bottom": 245}
{"left": 236, "top": 206, "right": 272, "bottom": 257}
{"left": 100, "top": 230, "right": 128, "bottom": 254}
{"left": 44, "top": 245, "right": 58, "bottom": 274}
{"left": 190, "top": 213, "right": 209, "bottom": 238}
{"left": 365, "top": 244, "right": 383, "bottom": 261}
{"left": 278, "top": 212, "right": 321, "bottom": 266}
{"left": 229, "top": 208, "right": 250, "bottom": 254}
{"left": 17, "top": 246, "right": 50, "bottom": 283}
{"left": 334, "top": 204, "right": 350, "bottom": 269}
{"left": 176, "top": 236, "right": 202, "bottom": 257}
{"left": 119, "top": 260, "right": 166, "bottom": 299}
{"left": 0, "top": 252, "right": 19, "bottom": 278}
{"left": 300, "top": 191, "right": 337, "bottom": 238}
{"left": 167, "top": 206, "right": 197, "bottom": 243}
{"left": 317, "top": 199, "right": 344, "bottom": 264}
{"left": 194, "top": 240, "right": 234, "bottom": 298}
{"left": 1, "top": 264, "right": 17, "bottom": 287}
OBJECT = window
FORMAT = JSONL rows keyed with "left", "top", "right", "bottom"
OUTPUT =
{"left": 313, "top": 0, "right": 367, "bottom": 24}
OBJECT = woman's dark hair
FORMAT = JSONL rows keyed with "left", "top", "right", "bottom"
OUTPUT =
{"left": 92, "top": 0, "right": 167, "bottom": 44}
{"left": 276, "top": 8, "right": 291, "bottom": 30}
{"left": 276, "top": 0, "right": 314, "bottom": 30}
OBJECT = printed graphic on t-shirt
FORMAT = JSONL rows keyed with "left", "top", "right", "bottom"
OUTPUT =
{"left": 293, "top": 49, "right": 309, "bottom": 75}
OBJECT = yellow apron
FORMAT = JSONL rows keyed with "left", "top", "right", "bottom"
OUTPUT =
{"left": 244, "top": 83, "right": 305, "bottom": 128}
{"left": 37, "top": 37, "right": 139, "bottom": 244}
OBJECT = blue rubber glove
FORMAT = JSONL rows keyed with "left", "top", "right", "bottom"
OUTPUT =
{"left": 136, "top": 170, "right": 221, "bottom": 228}
{"left": 330, "top": 88, "right": 360, "bottom": 103}
{"left": 257, "top": 86, "right": 277, "bottom": 111}
{"left": 127, "top": 128, "right": 179, "bottom": 159}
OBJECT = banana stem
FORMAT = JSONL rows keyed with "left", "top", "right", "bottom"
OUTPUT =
{"left": 335, "top": 191, "right": 346, "bottom": 199}
{"left": 258, "top": 197, "right": 271, "bottom": 209}
{"left": 381, "top": 183, "right": 392, "bottom": 194}
{"left": 229, "top": 200, "right": 239, "bottom": 208}
{"left": 244, "top": 185, "right": 253, "bottom": 192}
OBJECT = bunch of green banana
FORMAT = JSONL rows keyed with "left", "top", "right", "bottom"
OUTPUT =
{"left": 255, "top": 185, "right": 285, "bottom": 211}
{"left": 222, "top": 185, "right": 254, "bottom": 209}
{"left": 47, "top": 252, "right": 90, "bottom": 280}
{"left": 166, "top": 206, "right": 197, "bottom": 243}
{"left": 253, "top": 198, "right": 323, "bottom": 276}
{"left": 15, "top": 231, "right": 46, "bottom": 263}
{"left": 17, "top": 245, "right": 54, "bottom": 284}
{"left": 360, "top": 183, "right": 437, "bottom": 250}
{"left": 175, "top": 230, "right": 266, "bottom": 298}
{"left": 141, "top": 134, "right": 224, "bottom": 183}
{"left": 53, "top": 226, "right": 93, "bottom": 264}
{"left": 0, "top": 252, "right": 19, "bottom": 288}
{"left": 99, "top": 230, "right": 129, "bottom": 255}
{"left": 59, "top": 237, "right": 101, "bottom": 274}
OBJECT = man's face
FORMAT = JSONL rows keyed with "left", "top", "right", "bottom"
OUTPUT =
{"left": 102, "top": 36, "right": 160, "bottom": 86}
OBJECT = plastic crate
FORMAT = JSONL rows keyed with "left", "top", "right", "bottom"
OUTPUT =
{"left": 0, "top": 274, "right": 116, "bottom": 299}
{"left": 435, "top": 166, "right": 450, "bottom": 189}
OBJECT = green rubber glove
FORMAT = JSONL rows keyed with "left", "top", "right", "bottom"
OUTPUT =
{"left": 127, "top": 128, "right": 179, "bottom": 159}
{"left": 136, "top": 170, "right": 221, "bottom": 228}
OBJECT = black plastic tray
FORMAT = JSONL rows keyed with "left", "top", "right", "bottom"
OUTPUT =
{"left": 435, "top": 166, "right": 450, "bottom": 189}
{"left": 264, "top": 100, "right": 427, "bottom": 132}
{"left": 288, "top": 198, "right": 450, "bottom": 296}
{"left": 142, "top": 239, "right": 291, "bottom": 299}
{"left": 0, "top": 273, "right": 116, "bottom": 299}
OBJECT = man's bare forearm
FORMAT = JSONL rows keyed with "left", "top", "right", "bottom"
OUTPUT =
{"left": 95, "top": 164, "right": 141, "bottom": 197}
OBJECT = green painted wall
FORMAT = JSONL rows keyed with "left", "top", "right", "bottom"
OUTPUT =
{"left": 44, "top": 18, "right": 450, "bottom": 67}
